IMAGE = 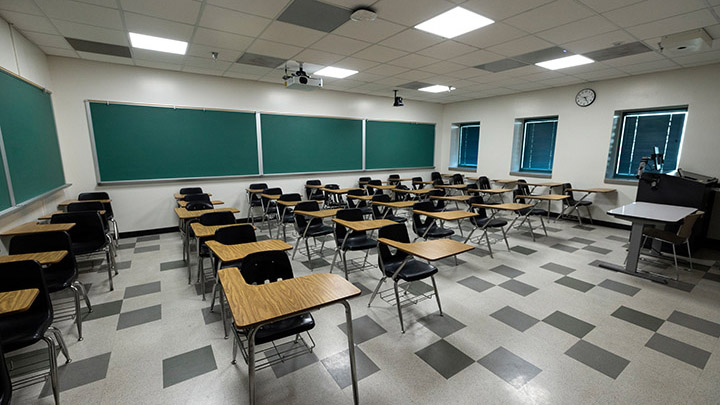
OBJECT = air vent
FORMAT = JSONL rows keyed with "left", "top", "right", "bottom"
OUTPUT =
{"left": 277, "top": 0, "right": 352, "bottom": 32}
{"left": 514, "top": 47, "right": 572, "bottom": 64}
{"left": 475, "top": 58, "right": 528, "bottom": 73}
{"left": 584, "top": 42, "right": 652, "bottom": 62}
{"left": 65, "top": 38, "right": 131, "bottom": 58}
{"left": 398, "top": 81, "right": 434, "bottom": 90}
{"left": 236, "top": 53, "right": 286, "bottom": 68}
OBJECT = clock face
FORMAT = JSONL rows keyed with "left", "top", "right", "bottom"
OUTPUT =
{"left": 575, "top": 88, "right": 596, "bottom": 107}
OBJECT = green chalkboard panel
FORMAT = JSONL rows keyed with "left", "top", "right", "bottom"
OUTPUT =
{"left": 0, "top": 154, "right": 11, "bottom": 211}
{"left": 365, "top": 120, "right": 435, "bottom": 169}
{"left": 0, "top": 69, "right": 65, "bottom": 204}
{"left": 89, "top": 102, "right": 258, "bottom": 182}
{"left": 260, "top": 114, "right": 362, "bottom": 174}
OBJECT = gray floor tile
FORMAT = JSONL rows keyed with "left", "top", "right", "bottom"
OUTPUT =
{"left": 338, "top": 315, "right": 387, "bottom": 344}
{"left": 569, "top": 237, "right": 595, "bottom": 244}
{"left": 352, "top": 282, "right": 372, "bottom": 296}
{"left": 458, "top": 276, "right": 494, "bottom": 294}
{"left": 124, "top": 281, "right": 161, "bottom": 299}
{"left": 40, "top": 353, "right": 111, "bottom": 397}
{"left": 81, "top": 300, "right": 123, "bottom": 321}
{"left": 573, "top": 225, "right": 595, "bottom": 231}
{"left": 565, "top": 340, "right": 629, "bottom": 379}
{"left": 118, "top": 242, "right": 136, "bottom": 250}
{"left": 415, "top": 339, "right": 475, "bottom": 379}
{"left": 551, "top": 243, "right": 578, "bottom": 253}
{"left": 321, "top": 347, "right": 379, "bottom": 389}
{"left": 540, "top": 262, "right": 575, "bottom": 275}
{"left": 510, "top": 245, "right": 537, "bottom": 255}
{"left": 667, "top": 311, "right": 720, "bottom": 337}
{"left": 270, "top": 341, "right": 320, "bottom": 378}
{"left": 555, "top": 276, "right": 595, "bottom": 293}
{"left": 611, "top": 306, "right": 664, "bottom": 331}
{"left": 703, "top": 272, "right": 720, "bottom": 283}
{"left": 543, "top": 311, "right": 595, "bottom": 338}
{"left": 405, "top": 281, "right": 434, "bottom": 296}
{"left": 201, "top": 306, "right": 221, "bottom": 325}
{"left": 598, "top": 279, "right": 641, "bottom": 296}
{"left": 301, "top": 258, "right": 330, "bottom": 269}
{"left": 606, "top": 235, "right": 629, "bottom": 242}
{"left": 417, "top": 312, "right": 466, "bottom": 337}
{"left": 499, "top": 279, "right": 538, "bottom": 297}
{"left": 134, "top": 244, "right": 160, "bottom": 254}
{"left": 194, "top": 279, "right": 215, "bottom": 296}
{"left": 489, "top": 264, "right": 524, "bottom": 278}
{"left": 478, "top": 346, "right": 541, "bottom": 388}
{"left": 117, "top": 304, "right": 162, "bottom": 330}
{"left": 490, "top": 306, "right": 539, "bottom": 332}
{"left": 162, "top": 345, "right": 217, "bottom": 388}
{"left": 645, "top": 333, "right": 711, "bottom": 369}
{"left": 160, "top": 259, "right": 187, "bottom": 271}
{"left": 137, "top": 235, "right": 161, "bottom": 242}
{"left": 544, "top": 226, "right": 562, "bottom": 233}
{"left": 115, "top": 260, "right": 132, "bottom": 271}
{"left": 582, "top": 245, "right": 612, "bottom": 255}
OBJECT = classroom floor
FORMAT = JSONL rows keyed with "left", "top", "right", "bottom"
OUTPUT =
{"left": 7, "top": 212, "right": 720, "bottom": 405}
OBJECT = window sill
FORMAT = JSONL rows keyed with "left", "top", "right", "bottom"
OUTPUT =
{"left": 509, "top": 171, "right": 552, "bottom": 179}
{"left": 604, "top": 178, "right": 638, "bottom": 186}
{"left": 448, "top": 167, "right": 477, "bottom": 173}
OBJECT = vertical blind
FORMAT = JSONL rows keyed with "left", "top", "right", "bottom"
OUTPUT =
{"left": 521, "top": 119, "right": 557, "bottom": 172}
{"left": 458, "top": 124, "right": 479, "bottom": 167}
{"left": 615, "top": 110, "right": 686, "bottom": 177}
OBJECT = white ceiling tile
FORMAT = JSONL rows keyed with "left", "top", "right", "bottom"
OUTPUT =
{"left": 578, "top": 0, "right": 644, "bottom": 13}
{"left": 223, "top": 70, "right": 265, "bottom": 81}
{"left": 618, "top": 59, "right": 680, "bottom": 74}
{"left": 0, "top": 0, "right": 42, "bottom": 14}
{"left": 77, "top": 50, "right": 134, "bottom": 64}
{"left": 134, "top": 59, "right": 183, "bottom": 71}
{"left": 352, "top": 44, "right": 408, "bottom": 62}
{"left": 124, "top": 12, "right": 195, "bottom": 41}
{"left": 120, "top": 0, "right": 201, "bottom": 25}
{"left": 602, "top": 50, "right": 665, "bottom": 67}
{"left": 206, "top": 0, "right": 291, "bottom": 19}
{"left": 187, "top": 43, "right": 241, "bottom": 62}
{"left": 35, "top": 0, "right": 123, "bottom": 29}
{"left": 704, "top": 24, "right": 720, "bottom": 38}
{"left": 602, "top": 0, "right": 708, "bottom": 28}
{"left": 183, "top": 55, "right": 232, "bottom": 70}
{"left": 39, "top": 46, "right": 78, "bottom": 57}
{"left": 559, "top": 62, "right": 611, "bottom": 75}
{"left": 132, "top": 48, "right": 186, "bottom": 63}
{"left": 350, "top": 71, "right": 383, "bottom": 82}
{"left": 320, "top": 0, "right": 370, "bottom": 8}
{"left": 333, "top": 57, "right": 380, "bottom": 71}
{"left": 449, "top": 49, "right": 504, "bottom": 66}
{"left": 417, "top": 41, "right": 476, "bottom": 59}
{"left": 536, "top": 15, "right": 618, "bottom": 45}
{"left": 54, "top": 20, "right": 127, "bottom": 45}
{"left": 192, "top": 27, "right": 254, "bottom": 52}
{"left": 504, "top": 0, "right": 595, "bottom": 34}
{"left": 0, "top": 11, "right": 59, "bottom": 34}
{"left": 461, "top": 0, "right": 555, "bottom": 21}
{"left": 352, "top": 82, "right": 387, "bottom": 92}
{"left": 379, "top": 29, "right": 443, "bottom": 52}
{"left": 395, "top": 69, "right": 435, "bottom": 81}
{"left": 227, "top": 63, "right": 274, "bottom": 75}
{"left": 626, "top": 10, "right": 717, "bottom": 40}
{"left": 22, "top": 31, "right": 72, "bottom": 49}
{"left": 373, "top": 0, "right": 455, "bottom": 26}
{"left": 321, "top": 78, "right": 364, "bottom": 89}
{"left": 561, "top": 30, "right": 636, "bottom": 53}
{"left": 246, "top": 39, "right": 302, "bottom": 59}
{"left": 387, "top": 53, "right": 440, "bottom": 68}
{"left": 506, "top": 81, "right": 549, "bottom": 91}
{"left": 445, "top": 67, "right": 485, "bottom": 79}
{"left": 454, "top": 22, "right": 527, "bottom": 49}
{"left": 364, "top": 64, "right": 409, "bottom": 76}
{"left": 539, "top": 75, "right": 585, "bottom": 86}
{"left": 74, "top": 0, "right": 118, "bottom": 8}
{"left": 486, "top": 35, "right": 553, "bottom": 57}
{"left": 418, "top": 60, "right": 465, "bottom": 74}
{"left": 333, "top": 18, "right": 405, "bottom": 43}
{"left": 518, "top": 70, "right": 564, "bottom": 81}
{"left": 573, "top": 67, "right": 628, "bottom": 80}
{"left": 671, "top": 49, "right": 720, "bottom": 66}
{"left": 259, "top": 21, "right": 325, "bottom": 47}
{"left": 182, "top": 65, "right": 225, "bottom": 76}
{"left": 311, "top": 34, "right": 371, "bottom": 56}
{"left": 373, "top": 76, "right": 408, "bottom": 85}
{"left": 294, "top": 48, "right": 345, "bottom": 65}
{"left": 199, "top": 5, "right": 272, "bottom": 37}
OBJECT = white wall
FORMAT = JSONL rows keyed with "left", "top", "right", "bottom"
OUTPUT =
{"left": 47, "top": 56, "right": 444, "bottom": 232}
{"left": 0, "top": 17, "right": 69, "bottom": 254}
{"left": 441, "top": 63, "right": 720, "bottom": 224}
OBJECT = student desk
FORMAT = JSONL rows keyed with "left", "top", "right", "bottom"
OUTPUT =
{"left": 319, "top": 187, "right": 361, "bottom": 208}
{"left": 377, "top": 238, "right": 474, "bottom": 261}
{"left": 413, "top": 209, "right": 478, "bottom": 238}
{"left": 188, "top": 223, "right": 256, "bottom": 286}
{"left": 176, "top": 193, "right": 212, "bottom": 200}
{"left": 259, "top": 193, "right": 282, "bottom": 236}
{"left": 177, "top": 200, "right": 224, "bottom": 207}
{"left": 430, "top": 194, "right": 471, "bottom": 210}
{"left": 330, "top": 218, "right": 395, "bottom": 277}
{"left": 372, "top": 200, "right": 415, "bottom": 219}
{"left": 412, "top": 180, "right": 434, "bottom": 190}
{"left": 347, "top": 194, "right": 374, "bottom": 202}
{"left": 0, "top": 222, "right": 75, "bottom": 250}
{"left": 292, "top": 208, "right": 340, "bottom": 265}
{"left": 0, "top": 251, "right": 68, "bottom": 265}
{"left": 0, "top": 289, "right": 39, "bottom": 316}
{"left": 473, "top": 188, "right": 513, "bottom": 203}
{"left": 366, "top": 184, "right": 396, "bottom": 192}
{"left": 174, "top": 207, "right": 239, "bottom": 262}
{"left": 245, "top": 188, "right": 265, "bottom": 223}
{"left": 434, "top": 184, "right": 467, "bottom": 195}
{"left": 514, "top": 194, "right": 568, "bottom": 239}
{"left": 383, "top": 178, "right": 411, "bottom": 185}
{"left": 558, "top": 188, "right": 617, "bottom": 222}
{"left": 395, "top": 188, "right": 435, "bottom": 200}
{"left": 275, "top": 199, "right": 305, "bottom": 240}
{"left": 57, "top": 199, "right": 111, "bottom": 208}
{"left": 38, "top": 210, "right": 105, "bottom": 222}
{"left": 600, "top": 202, "right": 697, "bottom": 281}
{"left": 473, "top": 202, "right": 534, "bottom": 240}
{"left": 218, "top": 269, "right": 361, "bottom": 405}
{"left": 492, "top": 179, "right": 519, "bottom": 186}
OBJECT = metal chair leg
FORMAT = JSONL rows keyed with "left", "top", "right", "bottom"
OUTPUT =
{"left": 42, "top": 335, "right": 60, "bottom": 405}
{"left": 70, "top": 285, "right": 83, "bottom": 340}
{"left": 292, "top": 234, "right": 302, "bottom": 259}
{"left": 393, "top": 281, "right": 405, "bottom": 333}
{"left": 687, "top": 240, "right": 693, "bottom": 271}
{"left": 539, "top": 216, "right": 547, "bottom": 236}
{"left": 105, "top": 250, "right": 114, "bottom": 291}
{"left": 586, "top": 206, "right": 593, "bottom": 224}
{"left": 671, "top": 244, "right": 679, "bottom": 281}
{"left": 342, "top": 251, "right": 349, "bottom": 280}
{"left": 368, "top": 277, "right": 386, "bottom": 307}
{"left": 431, "top": 276, "right": 442, "bottom": 316}
{"left": 501, "top": 227, "right": 510, "bottom": 251}
{"left": 48, "top": 326, "right": 70, "bottom": 363}
{"left": 305, "top": 239, "right": 313, "bottom": 270}
{"left": 75, "top": 281, "right": 92, "bottom": 312}
{"left": 330, "top": 248, "right": 339, "bottom": 273}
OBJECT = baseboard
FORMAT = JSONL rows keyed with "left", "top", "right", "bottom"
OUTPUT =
{"left": 548, "top": 211, "right": 631, "bottom": 231}
{"left": 119, "top": 226, "right": 178, "bottom": 239}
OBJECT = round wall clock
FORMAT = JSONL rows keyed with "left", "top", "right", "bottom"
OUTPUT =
{"left": 575, "top": 88, "right": 596, "bottom": 107}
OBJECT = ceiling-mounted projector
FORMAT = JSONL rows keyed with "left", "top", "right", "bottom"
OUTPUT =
{"left": 283, "top": 62, "right": 322, "bottom": 90}
{"left": 659, "top": 29, "right": 712, "bottom": 56}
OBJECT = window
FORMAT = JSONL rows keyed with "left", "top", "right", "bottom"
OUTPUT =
{"left": 510, "top": 117, "right": 558, "bottom": 175}
{"left": 458, "top": 123, "right": 480, "bottom": 168}
{"left": 607, "top": 108, "right": 687, "bottom": 179}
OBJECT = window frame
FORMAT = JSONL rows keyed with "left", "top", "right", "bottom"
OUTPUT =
{"left": 515, "top": 116, "right": 559, "bottom": 175}
{"left": 456, "top": 122, "right": 480, "bottom": 169}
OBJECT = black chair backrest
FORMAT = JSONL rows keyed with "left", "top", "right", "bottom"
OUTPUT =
{"left": 67, "top": 201, "right": 104, "bottom": 213}
{"left": 305, "top": 180, "right": 321, "bottom": 199}
{"left": 368, "top": 179, "right": 381, "bottom": 186}
{"left": 9, "top": 231, "right": 77, "bottom": 279}
{"left": 468, "top": 196, "right": 488, "bottom": 219}
{"left": 452, "top": 173, "right": 464, "bottom": 184}
{"left": 279, "top": 193, "right": 301, "bottom": 203}
{"left": 412, "top": 176, "right": 422, "bottom": 183}
{"left": 51, "top": 212, "right": 106, "bottom": 249}
{"left": 359, "top": 176, "right": 371, "bottom": 184}
{"left": 431, "top": 172, "right": 441, "bottom": 181}
{"left": 516, "top": 179, "right": 531, "bottom": 196}
{"left": 377, "top": 223, "right": 410, "bottom": 266}
{"left": 240, "top": 250, "right": 294, "bottom": 284}
{"left": 389, "top": 174, "right": 400, "bottom": 180}
{"left": 186, "top": 201, "right": 214, "bottom": 211}
{"left": 294, "top": 201, "right": 322, "bottom": 231}
{"left": 346, "top": 189, "right": 366, "bottom": 208}
{"left": 335, "top": 208, "right": 364, "bottom": 241}
{"left": 477, "top": 176, "right": 491, "bottom": 189}
{"left": 78, "top": 192, "right": 114, "bottom": 217}
{"left": 427, "top": 189, "right": 446, "bottom": 210}
{"left": 179, "top": 187, "right": 203, "bottom": 195}
{"left": 561, "top": 183, "right": 576, "bottom": 204}
{"left": 199, "top": 211, "right": 236, "bottom": 226}
{"left": 214, "top": 224, "right": 256, "bottom": 245}
{"left": 0, "top": 260, "right": 53, "bottom": 331}
{"left": 0, "top": 340, "right": 10, "bottom": 405}
{"left": 513, "top": 189, "right": 526, "bottom": 204}
{"left": 261, "top": 187, "right": 282, "bottom": 206}
{"left": 183, "top": 193, "right": 211, "bottom": 202}
{"left": 249, "top": 183, "right": 268, "bottom": 203}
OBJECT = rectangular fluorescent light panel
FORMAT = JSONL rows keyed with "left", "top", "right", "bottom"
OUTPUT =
{"left": 415, "top": 7, "right": 494, "bottom": 39}
{"left": 314, "top": 66, "right": 358, "bottom": 78}
{"left": 536, "top": 55, "right": 593, "bottom": 70}
{"left": 129, "top": 32, "right": 187, "bottom": 55}
{"left": 419, "top": 85, "right": 455, "bottom": 93}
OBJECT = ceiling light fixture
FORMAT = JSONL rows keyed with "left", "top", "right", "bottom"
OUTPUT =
{"left": 314, "top": 66, "right": 358, "bottom": 78}
{"left": 536, "top": 54, "right": 593, "bottom": 70}
{"left": 415, "top": 7, "right": 494, "bottom": 39}
{"left": 393, "top": 90, "right": 404, "bottom": 107}
{"left": 350, "top": 7, "right": 377, "bottom": 22}
{"left": 129, "top": 32, "right": 187, "bottom": 55}
{"left": 418, "top": 85, "right": 455, "bottom": 93}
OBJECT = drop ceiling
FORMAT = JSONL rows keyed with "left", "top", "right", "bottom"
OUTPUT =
{"left": 1, "top": 0, "right": 719, "bottom": 104}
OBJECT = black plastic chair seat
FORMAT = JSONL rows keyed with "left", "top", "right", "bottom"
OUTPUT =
{"left": 568, "top": 200, "right": 592, "bottom": 206}
{"left": 518, "top": 207, "right": 547, "bottom": 216}
{"left": 382, "top": 259, "right": 438, "bottom": 282}
{"left": 241, "top": 313, "right": 315, "bottom": 345}
{"left": 43, "top": 270, "right": 75, "bottom": 292}
{"left": 340, "top": 235, "right": 377, "bottom": 251}
{"left": 386, "top": 215, "right": 407, "bottom": 223}
{"left": 471, "top": 217, "right": 507, "bottom": 228}
{"left": 358, "top": 207, "right": 372, "bottom": 216}
{"left": 199, "top": 244, "right": 212, "bottom": 257}
{"left": 0, "top": 311, "right": 52, "bottom": 352}
{"left": 304, "top": 225, "right": 333, "bottom": 237}
{"left": 416, "top": 225, "right": 454, "bottom": 239}
{"left": 71, "top": 240, "right": 108, "bottom": 256}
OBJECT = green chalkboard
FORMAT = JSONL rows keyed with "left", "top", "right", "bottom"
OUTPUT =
{"left": 89, "top": 103, "right": 259, "bottom": 182}
{"left": 366, "top": 120, "right": 435, "bottom": 169}
{"left": 261, "top": 114, "right": 362, "bottom": 174}
{"left": 0, "top": 69, "right": 65, "bottom": 204}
